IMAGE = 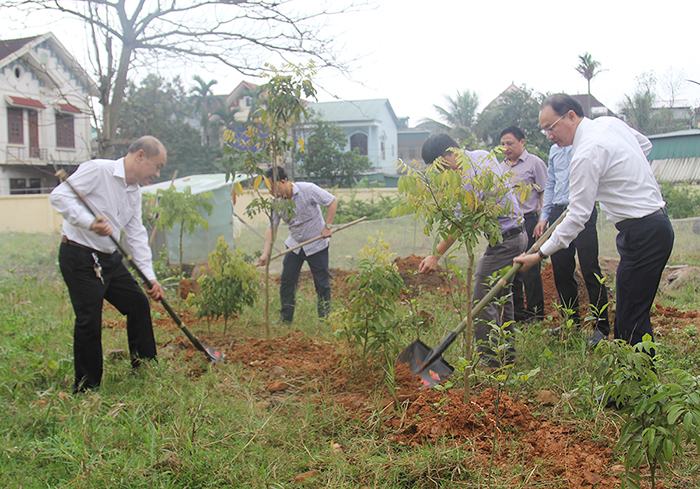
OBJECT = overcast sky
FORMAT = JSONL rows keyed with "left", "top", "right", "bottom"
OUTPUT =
{"left": 4, "top": 0, "right": 700, "bottom": 128}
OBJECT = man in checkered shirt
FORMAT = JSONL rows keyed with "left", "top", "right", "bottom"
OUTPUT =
{"left": 256, "top": 167, "right": 338, "bottom": 323}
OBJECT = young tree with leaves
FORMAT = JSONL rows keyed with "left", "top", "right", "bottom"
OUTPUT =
{"left": 155, "top": 185, "right": 214, "bottom": 307}
{"left": 394, "top": 133, "right": 529, "bottom": 400}
{"left": 223, "top": 63, "right": 318, "bottom": 336}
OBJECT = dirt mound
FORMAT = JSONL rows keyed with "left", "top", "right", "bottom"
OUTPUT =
{"left": 190, "top": 330, "right": 617, "bottom": 487}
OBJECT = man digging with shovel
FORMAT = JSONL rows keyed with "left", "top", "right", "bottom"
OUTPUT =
{"left": 50, "top": 136, "right": 166, "bottom": 394}
{"left": 418, "top": 134, "right": 527, "bottom": 370}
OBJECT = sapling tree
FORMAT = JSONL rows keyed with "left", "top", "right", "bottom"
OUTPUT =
{"left": 595, "top": 335, "right": 700, "bottom": 489}
{"left": 155, "top": 185, "right": 214, "bottom": 307}
{"left": 393, "top": 148, "right": 529, "bottom": 402}
{"left": 223, "top": 63, "right": 317, "bottom": 337}
{"left": 191, "top": 237, "right": 259, "bottom": 336}
{"left": 333, "top": 233, "right": 405, "bottom": 366}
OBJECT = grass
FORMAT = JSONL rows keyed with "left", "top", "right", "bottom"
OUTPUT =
{"left": 1, "top": 230, "right": 700, "bottom": 488}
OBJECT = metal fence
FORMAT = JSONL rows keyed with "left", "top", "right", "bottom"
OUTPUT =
{"left": 232, "top": 213, "right": 700, "bottom": 273}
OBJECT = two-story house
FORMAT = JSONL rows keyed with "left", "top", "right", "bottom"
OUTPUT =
{"left": 1, "top": 33, "right": 97, "bottom": 194}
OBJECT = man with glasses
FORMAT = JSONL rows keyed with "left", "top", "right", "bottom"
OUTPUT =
{"left": 499, "top": 126, "right": 547, "bottom": 323}
{"left": 515, "top": 94, "right": 673, "bottom": 355}
{"left": 534, "top": 144, "right": 610, "bottom": 347}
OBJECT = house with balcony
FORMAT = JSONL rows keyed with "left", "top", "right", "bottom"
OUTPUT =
{"left": 0, "top": 33, "right": 97, "bottom": 194}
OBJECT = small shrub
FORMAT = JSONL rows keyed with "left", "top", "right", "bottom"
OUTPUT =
{"left": 595, "top": 335, "right": 700, "bottom": 489}
{"left": 191, "top": 237, "right": 259, "bottom": 335}
{"left": 333, "top": 233, "right": 405, "bottom": 364}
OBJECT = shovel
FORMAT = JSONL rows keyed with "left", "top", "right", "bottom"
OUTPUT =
{"left": 55, "top": 170, "right": 224, "bottom": 363}
{"left": 397, "top": 211, "right": 568, "bottom": 387}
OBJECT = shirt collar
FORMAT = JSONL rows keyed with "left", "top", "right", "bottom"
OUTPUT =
{"left": 573, "top": 117, "right": 591, "bottom": 152}
{"left": 113, "top": 157, "right": 139, "bottom": 192}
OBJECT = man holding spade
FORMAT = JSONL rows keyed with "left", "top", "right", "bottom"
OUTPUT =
{"left": 515, "top": 94, "right": 674, "bottom": 352}
{"left": 50, "top": 135, "right": 166, "bottom": 393}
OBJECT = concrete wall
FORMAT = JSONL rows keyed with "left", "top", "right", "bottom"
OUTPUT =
{"left": 0, "top": 194, "right": 62, "bottom": 233}
{"left": 0, "top": 187, "right": 401, "bottom": 232}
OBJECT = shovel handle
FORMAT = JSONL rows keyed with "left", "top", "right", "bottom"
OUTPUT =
{"left": 419, "top": 210, "right": 568, "bottom": 369}
{"left": 268, "top": 216, "right": 367, "bottom": 261}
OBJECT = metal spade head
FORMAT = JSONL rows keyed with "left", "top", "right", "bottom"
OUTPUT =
{"left": 397, "top": 339, "right": 454, "bottom": 388}
{"left": 203, "top": 345, "right": 225, "bottom": 363}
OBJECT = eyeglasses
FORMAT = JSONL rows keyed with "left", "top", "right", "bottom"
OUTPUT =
{"left": 541, "top": 114, "right": 565, "bottom": 134}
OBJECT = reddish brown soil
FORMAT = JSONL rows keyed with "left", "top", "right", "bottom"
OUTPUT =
{"left": 100, "top": 254, "right": 700, "bottom": 488}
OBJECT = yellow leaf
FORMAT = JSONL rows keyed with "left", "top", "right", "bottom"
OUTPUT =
{"left": 298, "top": 138, "right": 305, "bottom": 152}
{"left": 254, "top": 175, "right": 263, "bottom": 190}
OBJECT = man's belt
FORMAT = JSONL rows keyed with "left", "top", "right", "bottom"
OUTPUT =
{"left": 523, "top": 211, "right": 540, "bottom": 220}
{"left": 61, "top": 236, "right": 100, "bottom": 253}
{"left": 615, "top": 208, "right": 667, "bottom": 231}
{"left": 501, "top": 226, "right": 523, "bottom": 240}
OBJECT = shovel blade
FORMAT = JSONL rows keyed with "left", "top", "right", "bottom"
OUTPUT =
{"left": 397, "top": 340, "right": 454, "bottom": 388}
{"left": 203, "top": 345, "right": 225, "bottom": 363}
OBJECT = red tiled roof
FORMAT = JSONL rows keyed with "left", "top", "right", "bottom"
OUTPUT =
{"left": 8, "top": 96, "right": 46, "bottom": 109}
{"left": 58, "top": 103, "right": 81, "bottom": 114}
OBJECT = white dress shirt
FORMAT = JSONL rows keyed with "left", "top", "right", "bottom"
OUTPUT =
{"left": 50, "top": 158, "right": 156, "bottom": 281}
{"left": 540, "top": 117, "right": 665, "bottom": 257}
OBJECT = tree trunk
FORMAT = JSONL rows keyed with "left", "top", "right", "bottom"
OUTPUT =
{"left": 463, "top": 250, "right": 475, "bottom": 404}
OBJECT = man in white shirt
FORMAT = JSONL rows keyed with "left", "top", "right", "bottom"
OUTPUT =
{"left": 515, "top": 94, "right": 674, "bottom": 351}
{"left": 50, "top": 136, "right": 166, "bottom": 393}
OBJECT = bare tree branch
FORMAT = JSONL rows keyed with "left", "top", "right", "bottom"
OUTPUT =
{"left": 2, "top": 0, "right": 367, "bottom": 157}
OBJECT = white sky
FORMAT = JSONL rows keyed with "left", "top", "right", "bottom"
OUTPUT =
{"left": 4, "top": 0, "right": 700, "bottom": 128}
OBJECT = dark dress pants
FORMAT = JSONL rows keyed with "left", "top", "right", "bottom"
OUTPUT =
{"left": 549, "top": 205, "right": 610, "bottom": 335}
{"left": 614, "top": 212, "right": 674, "bottom": 346}
{"left": 59, "top": 242, "right": 157, "bottom": 392}
{"left": 473, "top": 231, "right": 528, "bottom": 367}
{"left": 280, "top": 247, "right": 331, "bottom": 323}
{"left": 512, "top": 212, "right": 545, "bottom": 321}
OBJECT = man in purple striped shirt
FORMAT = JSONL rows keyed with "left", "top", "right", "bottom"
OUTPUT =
{"left": 257, "top": 167, "right": 338, "bottom": 323}
{"left": 418, "top": 134, "right": 526, "bottom": 368}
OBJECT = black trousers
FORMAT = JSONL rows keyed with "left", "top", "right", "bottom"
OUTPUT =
{"left": 512, "top": 212, "right": 544, "bottom": 320}
{"left": 59, "top": 241, "right": 156, "bottom": 391}
{"left": 280, "top": 247, "right": 331, "bottom": 323}
{"left": 614, "top": 211, "right": 674, "bottom": 346}
{"left": 549, "top": 205, "right": 610, "bottom": 335}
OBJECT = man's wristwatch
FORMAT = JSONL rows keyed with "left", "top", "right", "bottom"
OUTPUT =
{"left": 325, "top": 224, "right": 332, "bottom": 230}
{"left": 537, "top": 249, "right": 548, "bottom": 259}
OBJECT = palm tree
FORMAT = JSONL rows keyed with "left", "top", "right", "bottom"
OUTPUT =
{"left": 190, "top": 75, "right": 218, "bottom": 144}
{"left": 421, "top": 90, "right": 480, "bottom": 144}
{"left": 575, "top": 53, "right": 605, "bottom": 117}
